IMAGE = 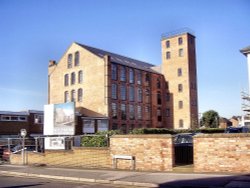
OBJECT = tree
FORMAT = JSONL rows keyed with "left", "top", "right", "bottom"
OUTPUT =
{"left": 200, "top": 110, "right": 219, "bottom": 128}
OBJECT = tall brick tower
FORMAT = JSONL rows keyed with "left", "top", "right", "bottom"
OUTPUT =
{"left": 161, "top": 29, "right": 198, "bottom": 129}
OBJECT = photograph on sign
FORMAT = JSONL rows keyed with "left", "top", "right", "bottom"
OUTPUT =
{"left": 44, "top": 137, "right": 65, "bottom": 150}
{"left": 54, "top": 102, "right": 75, "bottom": 135}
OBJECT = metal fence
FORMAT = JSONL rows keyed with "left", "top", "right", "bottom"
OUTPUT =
{"left": 0, "top": 135, "right": 111, "bottom": 169}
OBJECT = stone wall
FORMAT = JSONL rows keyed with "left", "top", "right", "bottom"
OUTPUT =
{"left": 194, "top": 133, "right": 250, "bottom": 173}
{"left": 110, "top": 135, "right": 174, "bottom": 171}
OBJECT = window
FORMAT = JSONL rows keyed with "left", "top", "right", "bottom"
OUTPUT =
{"left": 78, "top": 71, "right": 83, "bottom": 83}
{"left": 145, "top": 106, "right": 150, "bottom": 120}
{"left": 178, "top": 68, "right": 182, "bottom": 76}
{"left": 111, "top": 63, "right": 117, "bottom": 80}
{"left": 71, "top": 72, "right": 75, "bottom": 85}
{"left": 157, "top": 92, "right": 161, "bottom": 105}
{"left": 166, "top": 51, "right": 171, "bottom": 59}
{"left": 120, "top": 124, "right": 127, "bottom": 134}
{"left": 111, "top": 84, "right": 117, "bottom": 99}
{"left": 64, "top": 74, "right": 69, "bottom": 86}
{"left": 129, "top": 68, "right": 134, "bottom": 83}
{"left": 112, "top": 123, "right": 118, "bottom": 130}
{"left": 129, "top": 105, "right": 135, "bottom": 120}
{"left": 145, "top": 73, "right": 150, "bottom": 83}
{"left": 34, "top": 114, "right": 43, "bottom": 124}
{"left": 137, "top": 106, "right": 142, "bottom": 120}
{"left": 120, "top": 84, "right": 126, "bottom": 100}
{"left": 178, "top": 37, "right": 183, "bottom": 45}
{"left": 0, "top": 115, "right": 27, "bottom": 122}
{"left": 166, "top": 93, "right": 170, "bottom": 102}
{"left": 137, "top": 70, "right": 142, "bottom": 85}
{"left": 64, "top": 91, "right": 69, "bottom": 102}
{"left": 137, "top": 88, "right": 142, "bottom": 102}
{"left": 111, "top": 103, "right": 117, "bottom": 119}
{"left": 71, "top": 90, "right": 76, "bottom": 102}
{"left": 179, "top": 119, "right": 184, "bottom": 128}
{"left": 179, "top": 48, "right": 184, "bottom": 57}
{"left": 129, "top": 86, "right": 135, "bottom": 101}
{"left": 121, "top": 104, "right": 126, "bottom": 120}
{"left": 178, "top": 84, "right": 183, "bottom": 92}
{"left": 179, "top": 101, "right": 183, "bottom": 109}
{"left": 157, "top": 107, "right": 162, "bottom": 122}
{"left": 120, "top": 66, "right": 126, "bottom": 82}
{"left": 74, "top": 51, "right": 80, "bottom": 66}
{"left": 166, "top": 108, "right": 170, "bottom": 117}
{"left": 145, "top": 89, "right": 150, "bottom": 103}
{"left": 67, "top": 54, "right": 72, "bottom": 68}
{"left": 166, "top": 40, "right": 170, "bottom": 48}
{"left": 78, "top": 88, "right": 83, "bottom": 102}
{"left": 157, "top": 78, "right": 161, "bottom": 89}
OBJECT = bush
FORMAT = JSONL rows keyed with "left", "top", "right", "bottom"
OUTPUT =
{"left": 130, "top": 128, "right": 176, "bottom": 135}
{"left": 197, "top": 128, "right": 225, "bottom": 133}
{"left": 81, "top": 130, "right": 120, "bottom": 147}
{"left": 129, "top": 128, "right": 225, "bottom": 135}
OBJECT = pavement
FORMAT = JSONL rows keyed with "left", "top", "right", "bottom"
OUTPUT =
{"left": 0, "top": 164, "right": 250, "bottom": 188}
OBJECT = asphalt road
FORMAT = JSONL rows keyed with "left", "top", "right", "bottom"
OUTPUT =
{"left": 0, "top": 175, "right": 132, "bottom": 188}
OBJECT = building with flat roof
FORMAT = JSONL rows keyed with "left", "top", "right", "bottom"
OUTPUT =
{"left": 48, "top": 29, "right": 199, "bottom": 133}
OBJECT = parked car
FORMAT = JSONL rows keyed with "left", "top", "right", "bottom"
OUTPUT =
{"left": 174, "top": 133, "right": 195, "bottom": 146}
{"left": 2, "top": 145, "right": 36, "bottom": 161}
{"left": 225, "top": 126, "right": 249, "bottom": 133}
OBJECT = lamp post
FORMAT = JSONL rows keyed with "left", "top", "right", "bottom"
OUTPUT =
{"left": 20, "top": 129, "right": 27, "bottom": 165}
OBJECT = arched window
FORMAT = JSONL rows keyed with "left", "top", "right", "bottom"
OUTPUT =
{"left": 64, "top": 74, "right": 69, "bottom": 86}
{"left": 179, "top": 119, "right": 184, "bottom": 128}
{"left": 78, "top": 70, "right": 83, "bottom": 83}
{"left": 64, "top": 91, "right": 69, "bottom": 102}
{"left": 78, "top": 88, "right": 83, "bottom": 102}
{"left": 71, "top": 72, "right": 75, "bottom": 85}
{"left": 71, "top": 90, "right": 76, "bottom": 102}
{"left": 74, "top": 51, "right": 80, "bottom": 66}
{"left": 67, "top": 54, "right": 72, "bottom": 68}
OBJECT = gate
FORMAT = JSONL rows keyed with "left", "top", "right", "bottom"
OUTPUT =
{"left": 174, "top": 134, "right": 194, "bottom": 165}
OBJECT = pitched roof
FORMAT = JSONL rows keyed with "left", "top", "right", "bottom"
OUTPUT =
{"left": 240, "top": 46, "right": 250, "bottom": 56}
{"left": 75, "top": 42, "right": 160, "bottom": 74}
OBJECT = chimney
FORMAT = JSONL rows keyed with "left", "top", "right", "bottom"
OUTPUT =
{"left": 49, "top": 60, "right": 56, "bottom": 67}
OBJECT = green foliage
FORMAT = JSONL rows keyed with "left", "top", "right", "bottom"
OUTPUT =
{"left": 129, "top": 128, "right": 176, "bottom": 134}
{"left": 129, "top": 127, "right": 225, "bottom": 135}
{"left": 197, "top": 128, "right": 225, "bottom": 133}
{"left": 81, "top": 130, "right": 120, "bottom": 147}
{"left": 200, "top": 110, "right": 220, "bottom": 128}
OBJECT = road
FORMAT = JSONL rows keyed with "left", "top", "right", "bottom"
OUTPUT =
{"left": 0, "top": 175, "right": 132, "bottom": 188}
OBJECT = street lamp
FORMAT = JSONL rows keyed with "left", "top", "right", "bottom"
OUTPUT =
{"left": 20, "top": 129, "right": 27, "bottom": 165}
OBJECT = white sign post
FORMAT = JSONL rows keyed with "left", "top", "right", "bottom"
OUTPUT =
{"left": 20, "top": 129, "right": 27, "bottom": 165}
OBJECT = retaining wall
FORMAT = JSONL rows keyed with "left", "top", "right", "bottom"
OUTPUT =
{"left": 194, "top": 133, "right": 250, "bottom": 173}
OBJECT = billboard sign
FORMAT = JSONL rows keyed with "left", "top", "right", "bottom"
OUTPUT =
{"left": 44, "top": 102, "right": 75, "bottom": 136}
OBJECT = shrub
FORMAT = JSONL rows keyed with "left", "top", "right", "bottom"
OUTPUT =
{"left": 81, "top": 130, "right": 120, "bottom": 147}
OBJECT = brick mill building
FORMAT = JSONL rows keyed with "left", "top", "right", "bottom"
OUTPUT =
{"left": 48, "top": 29, "right": 198, "bottom": 133}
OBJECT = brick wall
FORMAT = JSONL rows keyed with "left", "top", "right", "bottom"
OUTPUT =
{"left": 194, "top": 134, "right": 250, "bottom": 173}
{"left": 11, "top": 147, "right": 111, "bottom": 169}
{"left": 110, "top": 135, "right": 174, "bottom": 171}
{"left": 10, "top": 135, "right": 174, "bottom": 171}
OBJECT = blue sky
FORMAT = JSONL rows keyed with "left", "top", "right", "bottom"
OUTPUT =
{"left": 0, "top": 0, "right": 249, "bottom": 118}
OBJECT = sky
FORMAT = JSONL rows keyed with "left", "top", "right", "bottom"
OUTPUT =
{"left": 0, "top": 0, "right": 250, "bottom": 118}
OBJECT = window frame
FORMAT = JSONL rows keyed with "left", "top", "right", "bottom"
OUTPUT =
{"left": 74, "top": 51, "right": 80, "bottom": 66}
{"left": 67, "top": 54, "right": 72, "bottom": 68}
{"left": 78, "top": 88, "right": 83, "bottom": 102}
